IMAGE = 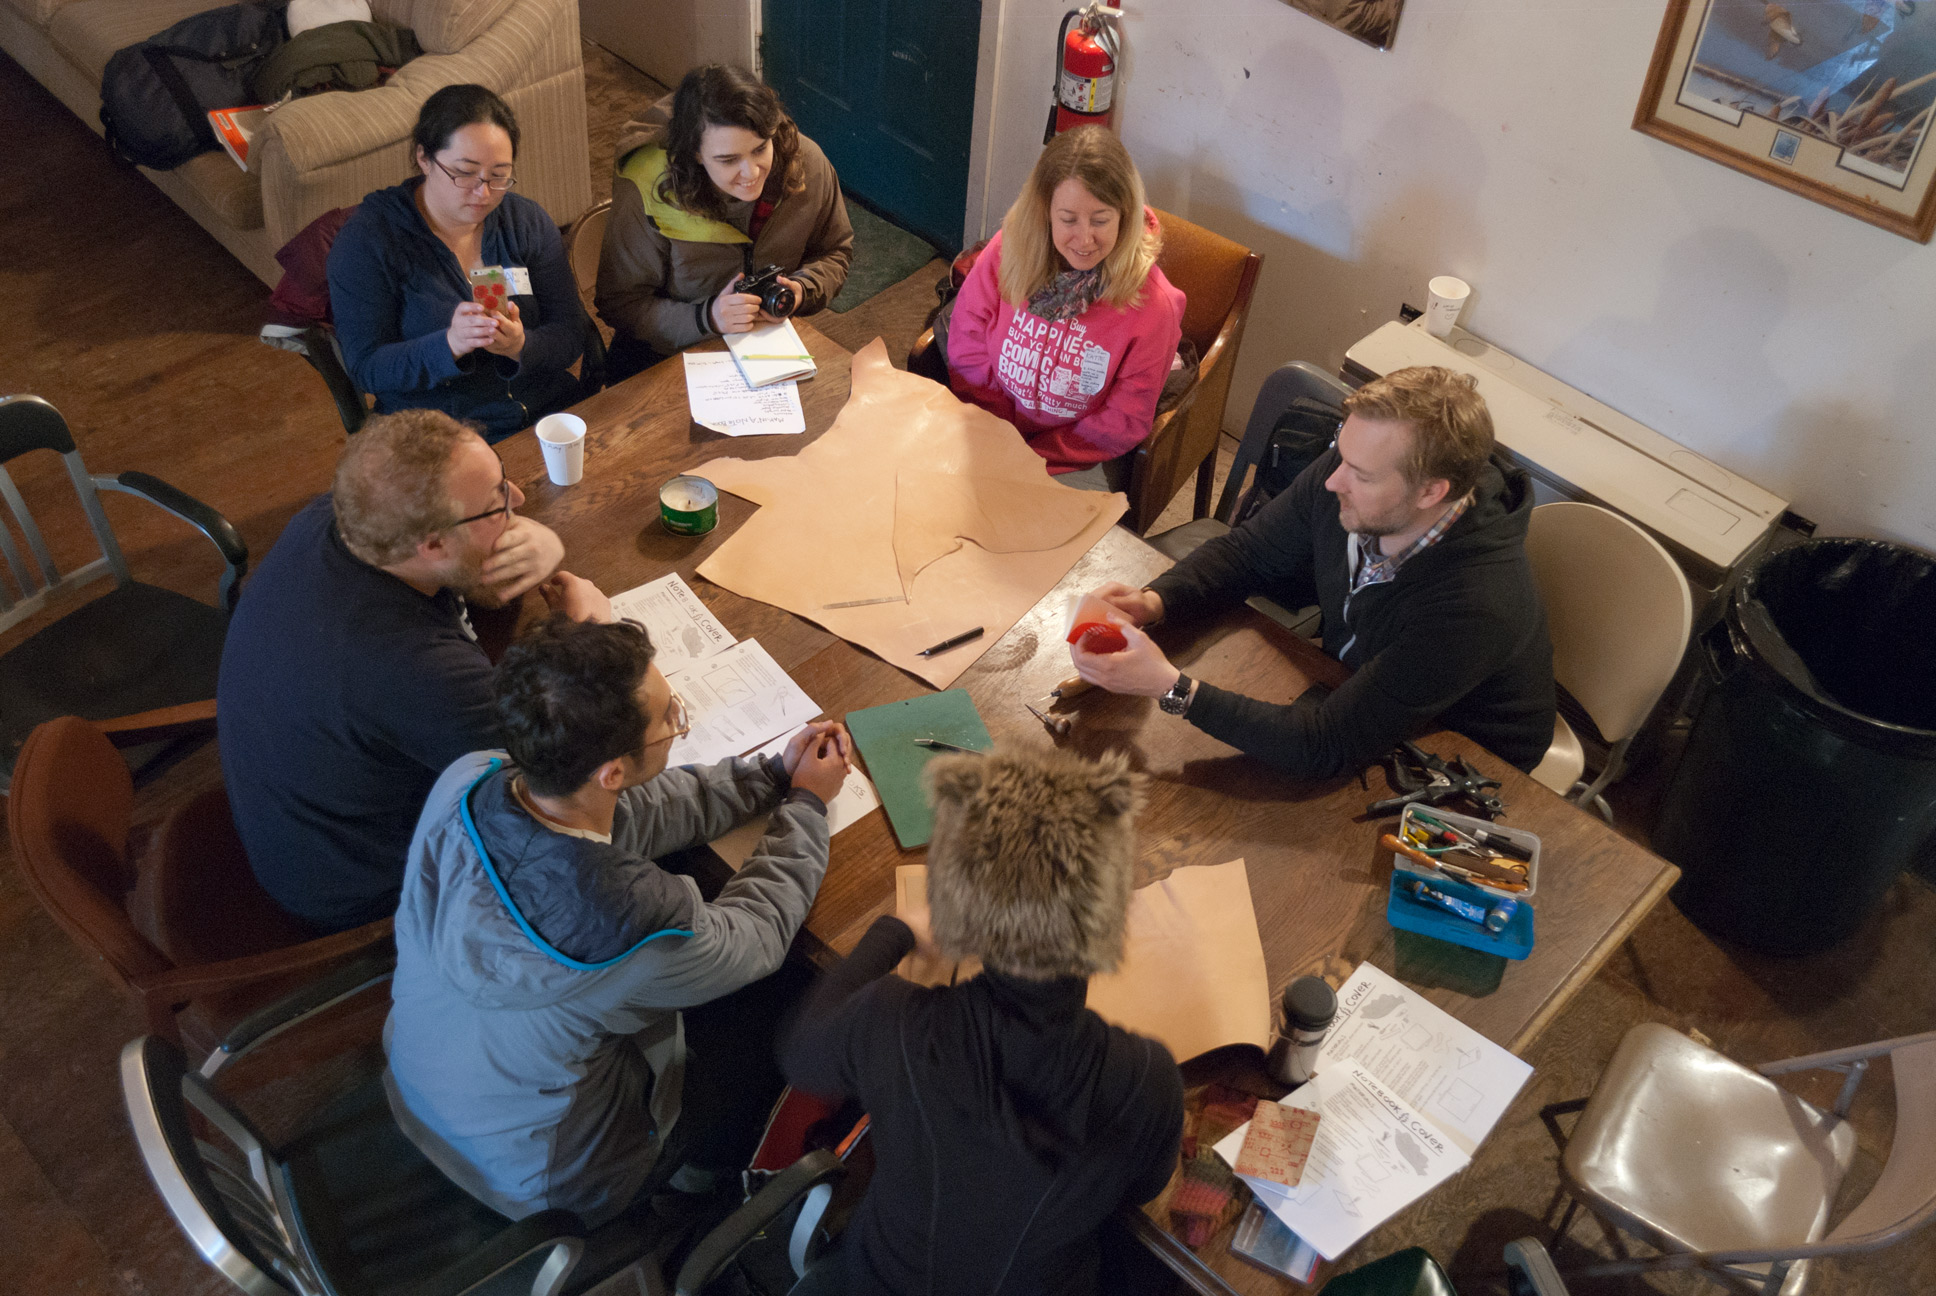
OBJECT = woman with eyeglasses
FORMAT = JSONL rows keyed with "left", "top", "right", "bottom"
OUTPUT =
{"left": 329, "top": 84, "right": 584, "bottom": 440}
{"left": 595, "top": 64, "right": 853, "bottom": 384}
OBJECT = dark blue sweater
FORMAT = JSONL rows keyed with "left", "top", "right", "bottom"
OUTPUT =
{"left": 327, "top": 180, "right": 582, "bottom": 439}
{"left": 217, "top": 495, "right": 499, "bottom": 931}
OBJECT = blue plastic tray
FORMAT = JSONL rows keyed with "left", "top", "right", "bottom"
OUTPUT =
{"left": 1387, "top": 870, "right": 1535, "bottom": 960}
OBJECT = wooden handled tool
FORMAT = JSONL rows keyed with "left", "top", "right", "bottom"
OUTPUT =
{"left": 1380, "top": 833, "right": 1529, "bottom": 891}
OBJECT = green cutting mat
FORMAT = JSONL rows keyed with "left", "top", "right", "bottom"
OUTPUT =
{"left": 846, "top": 690, "right": 992, "bottom": 848}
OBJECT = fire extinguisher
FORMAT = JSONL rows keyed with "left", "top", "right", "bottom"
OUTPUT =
{"left": 1045, "top": 2, "right": 1122, "bottom": 143}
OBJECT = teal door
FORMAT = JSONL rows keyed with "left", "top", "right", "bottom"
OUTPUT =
{"left": 761, "top": 0, "right": 981, "bottom": 254}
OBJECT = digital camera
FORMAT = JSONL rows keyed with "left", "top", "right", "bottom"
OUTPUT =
{"left": 738, "top": 264, "right": 798, "bottom": 318}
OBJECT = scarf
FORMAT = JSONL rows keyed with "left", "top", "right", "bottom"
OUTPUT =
{"left": 1028, "top": 267, "right": 1105, "bottom": 322}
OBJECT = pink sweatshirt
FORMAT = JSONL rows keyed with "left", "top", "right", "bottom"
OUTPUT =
{"left": 946, "top": 224, "right": 1186, "bottom": 474}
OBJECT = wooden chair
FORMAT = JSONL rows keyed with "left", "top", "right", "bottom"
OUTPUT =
{"left": 906, "top": 209, "right": 1260, "bottom": 533}
{"left": 6, "top": 714, "right": 392, "bottom": 1060}
{"left": 562, "top": 197, "right": 614, "bottom": 395}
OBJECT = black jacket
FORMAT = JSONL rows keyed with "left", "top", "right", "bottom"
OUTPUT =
{"left": 1148, "top": 449, "right": 1555, "bottom": 777}
{"left": 779, "top": 917, "right": 1184, "bottom": 1296}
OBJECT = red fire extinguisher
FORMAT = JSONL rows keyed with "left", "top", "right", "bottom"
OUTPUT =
{"left": 1046, "top": 3, "right": 1122, "bottom": 143}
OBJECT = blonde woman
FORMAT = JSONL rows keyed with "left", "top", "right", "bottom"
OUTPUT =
{"left": 946, "top": 126, "right": 1185, "bottom": 482}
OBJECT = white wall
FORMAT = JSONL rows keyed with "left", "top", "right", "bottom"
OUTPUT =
{"left": 971, "top": 0, "right": 1936, "bottom": 551}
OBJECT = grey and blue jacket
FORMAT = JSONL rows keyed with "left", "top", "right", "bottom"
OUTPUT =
{"left": 384, "top": 750, "right": 829, "bottom": 1226}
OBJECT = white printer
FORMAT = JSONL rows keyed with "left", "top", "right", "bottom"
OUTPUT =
{"left": 1343, "top": 320, "right": 1792, "bottom": 613}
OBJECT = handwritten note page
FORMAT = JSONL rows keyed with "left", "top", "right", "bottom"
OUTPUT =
{"left": 608, "top": 573, "right": 735, "bottom": 670}
{"left": 663, "top": 639, "right": 821, "bottom": 769}
{"left": 683, "top": 352, "right": 806, "bottom": 436}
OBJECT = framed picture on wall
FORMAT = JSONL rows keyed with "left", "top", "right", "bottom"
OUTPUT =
{"left": 1635, "top": 0, "right": 1936, "bottom": 242}
{"left": 1276, "top": 0, "right": 1406, "bottom": 52}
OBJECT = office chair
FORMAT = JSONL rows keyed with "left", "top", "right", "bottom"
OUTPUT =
{"left": 1553, "top": 1023, "right": 1936, "bottom": 1294}
{"left": 1522, "top": 502, "right": 1692, "bottom": 820}
{"left": 906, "top": 209, "right": 1260, "bottom": 534}
{"left": 8, "top": 715, "right": 394, "bottom": 1058}
{"left": 0, "top": 395, "right": 246, "bottom": 791}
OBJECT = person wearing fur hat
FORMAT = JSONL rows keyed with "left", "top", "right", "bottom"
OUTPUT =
{"left": 595, "top": 64, "right": 853, "bottom": 384}
{"left": 778, "top": 744, "right": 1184, "bottom": 1296}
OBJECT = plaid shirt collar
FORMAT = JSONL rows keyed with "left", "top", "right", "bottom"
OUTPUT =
{"left": 1349, "top": 492, "right": 1473, "bottom": 594}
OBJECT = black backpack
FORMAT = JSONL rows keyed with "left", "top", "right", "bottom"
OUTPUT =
{"left": 1233, "top": 394, "right": 1345, "bottom": 525}
{"left": 100, "top": 2, "right": 286, "bottom": 171}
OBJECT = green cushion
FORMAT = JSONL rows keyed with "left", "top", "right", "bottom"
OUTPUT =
{"left": 1317, "top": 1247, "right": 1458, "bottom": 1296}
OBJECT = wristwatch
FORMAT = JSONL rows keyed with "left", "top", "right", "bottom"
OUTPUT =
{"left": 1158, "top": 673, "right": 1194, "bottom": 716}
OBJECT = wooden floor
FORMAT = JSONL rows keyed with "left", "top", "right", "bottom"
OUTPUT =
{"left": 2, "top": 40, "right": 1933, "bottom": 1296}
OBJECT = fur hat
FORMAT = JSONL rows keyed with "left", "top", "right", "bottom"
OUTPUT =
{"left": 923, "top": 744, "right": 1143, "bottom": 980}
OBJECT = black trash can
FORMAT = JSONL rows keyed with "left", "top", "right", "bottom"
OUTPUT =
{"left": 1655, "top": 538, "right": 1936, "bottom": 955}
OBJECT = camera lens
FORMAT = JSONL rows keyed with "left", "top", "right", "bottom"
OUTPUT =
{"left": 762, "top": 281, "right": 797, "bottom": 318}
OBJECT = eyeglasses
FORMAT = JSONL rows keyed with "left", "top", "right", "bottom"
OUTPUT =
{"left": 648, "top": 692, "right": 691, "bottom": 746}
{"left": 431, "top": 156, "right": 517, "bottom": 192}
{"left": 449, "top": 475, "right": 512, "bottom": 529}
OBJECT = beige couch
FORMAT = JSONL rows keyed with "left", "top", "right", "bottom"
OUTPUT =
{"left": 0, "top": 0, "right": 593, "bottom": 285}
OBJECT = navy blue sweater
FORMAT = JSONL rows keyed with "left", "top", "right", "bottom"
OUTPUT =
{"left": 217, "top": 495, "right": 499, "bottom": 931}
{"left": 327, "top": 180, "right": 582, "bottom": 438}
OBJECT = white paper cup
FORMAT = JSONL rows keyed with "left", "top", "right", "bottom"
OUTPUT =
{"left": 1423, "top": 276, "right": 1471, "bottom": 338}
{"left": 536, "top": 413, "right": 586, "bottom": 486}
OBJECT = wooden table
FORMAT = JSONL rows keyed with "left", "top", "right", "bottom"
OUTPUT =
{"left": 505, "top": 321, "right": 1680, "bottom": 1293}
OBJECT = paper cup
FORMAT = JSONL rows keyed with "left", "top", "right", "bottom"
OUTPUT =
{"left": 1423, "top": 276, "right": 1471, "bottom": 339}
{"left": 536, "top": 413, "right": 586, "bottom": 486}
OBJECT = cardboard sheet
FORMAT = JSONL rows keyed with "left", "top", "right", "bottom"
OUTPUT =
{"left": 891, "top": 858, "right": 1272, "bottom": 1066}
{"left": 692, "top": 340, "right": 1126, "bottom": 688}
{"left": 1087, "top": 858, "right": 1272, "bottom": 1064}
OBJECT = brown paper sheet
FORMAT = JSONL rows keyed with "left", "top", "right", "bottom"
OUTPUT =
{"left": 692, "top": 340, "right": 1127, "bottom": 688}
{"left": 891, "top": 859, "right": 1271, "bottom": 1065}
{"left": 1086, "top": 858, "right": 1272, "bottom": 1064}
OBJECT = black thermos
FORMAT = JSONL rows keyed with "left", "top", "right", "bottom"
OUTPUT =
{"left": 1266, "top": 976, "right": 1337, "bottom": 1087}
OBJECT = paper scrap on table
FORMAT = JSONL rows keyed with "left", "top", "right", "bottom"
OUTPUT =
{"left": 1085, "top": 858, "right": 1272, "bottom": 1064}
{"left": 1319, "top": 963, "right": 1532, "bottom": 1156}
{"left": 664, "top": 639, "right": 819, "bottom": 769}
{"left": 706, "top": 725, "right": 882, "bottom": 870}
{"left": 1215, "top": 1062, "right": 1470, "bottom": 1261}
{"left": 692, "top": 340, "right": 1124, "bottom": 689}
{"left": 1234, "top": 1101, "right": 1320, "bottom": 1188}
{"left": 683, "top": 352, "right": 805, "bottom": 436}
{"left": 607, "top": 573, "right": 735, "bottom": 670}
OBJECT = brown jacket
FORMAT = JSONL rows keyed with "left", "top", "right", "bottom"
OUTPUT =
{"left": 595, "top": 94, "right": 853, "bottom": 355}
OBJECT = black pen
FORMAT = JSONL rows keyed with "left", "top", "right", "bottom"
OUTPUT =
{"left": 916, "top": 626, "right": 984, "bottom": 657}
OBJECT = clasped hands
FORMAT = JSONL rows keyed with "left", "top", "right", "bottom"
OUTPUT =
{"left": 448, "top": 299, "right": 526, "bottom": 362}
{"left": 1067, "top": 581, "right": 1183, "bottom": 699}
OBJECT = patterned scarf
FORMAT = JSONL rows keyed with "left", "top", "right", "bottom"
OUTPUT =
{"left": 1027, "top": 267, "right": 1105, "bottom": 322}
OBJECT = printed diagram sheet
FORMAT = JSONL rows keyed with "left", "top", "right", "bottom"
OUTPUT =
{"left": 683, "top": 352, "right": 806, "bottom": 436}
{"left": 1318, "top": 964, "right": 1532, "bottom": 1155}
{"left": 707, "top": 725, "right": 882, "bottom": 870}
{"left": 664, "top": 640, "right": 821, "bottom": 769}
{"left": 1214, "top": 1062, "right": 1470, "bottom": 1261}
{"left": 608, "top": 573, "right": 735, "bottom": 671}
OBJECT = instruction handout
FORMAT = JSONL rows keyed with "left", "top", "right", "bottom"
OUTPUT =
{"left": 608, "top": 573, "right": 736, "bottom": 671}
{"left": 683, "top": 352, "right": 806, "bottom": 437}
{"left": 1215, "top": 1062, "right": 1470, "bottom": 1261}
{"left": 1318, "top": 963, "right": 1532, "bottom": 1156}
{"left": 706, "top": 725, "right": 882, "bottom": 869}
{"left": 664, "top": 639, "right": 820, "bottom": 769}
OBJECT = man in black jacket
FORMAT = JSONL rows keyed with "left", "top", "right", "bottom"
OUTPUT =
{"left": 1072, "top": 365, "right": 1555, "bottom": 777}
{"left": 778, "top": 745, "right": 1183, "bottom": 1296}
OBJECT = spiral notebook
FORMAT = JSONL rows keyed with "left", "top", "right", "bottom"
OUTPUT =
{"left": 725, "top": 319, "right": 818, "bottom": 388}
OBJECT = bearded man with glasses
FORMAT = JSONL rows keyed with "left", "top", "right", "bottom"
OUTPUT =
{"left": 218, "top": 409, "right": 614, "bottom": 932}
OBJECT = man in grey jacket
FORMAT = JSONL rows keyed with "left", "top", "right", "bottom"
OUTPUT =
{"left": 385, "top": 615, "right": 851, "bottom": 1227}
